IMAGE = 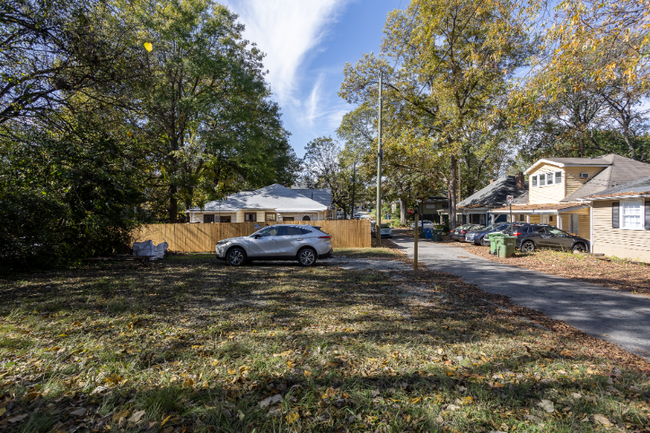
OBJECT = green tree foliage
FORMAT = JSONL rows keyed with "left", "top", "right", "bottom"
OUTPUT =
{"left": 133, "top": 0, "right": 297, "bottom": 221}
{"left": 300, "top": 137, "right": 361, "bottom": 218}
{"left": 516, "top": 1, "right": 650, "bottom": 164}
{"left": 0, "top": 0, "right": 144, "bottom": 124}
{"left": 0, "top": 0, "right": 297, "bottom": 268}
{"left": 340, "top": 0, "right": 532, "bottom": 226}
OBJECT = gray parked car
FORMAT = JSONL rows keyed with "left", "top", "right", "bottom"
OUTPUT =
{"left": 215, "top": 224, "right": 333, "bottom": 267}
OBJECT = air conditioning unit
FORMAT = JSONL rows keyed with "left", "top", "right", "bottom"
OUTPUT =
{"left": 580, "top": 173, "right": 589, "bottom": 179}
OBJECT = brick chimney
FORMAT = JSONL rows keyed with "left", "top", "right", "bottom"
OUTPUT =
{"left": 515, "top": 172, "right": 525, "bottom": 190}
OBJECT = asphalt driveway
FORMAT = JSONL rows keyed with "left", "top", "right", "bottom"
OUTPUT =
{"left": 391, "top": 234, "right": 650, "bottom": 361}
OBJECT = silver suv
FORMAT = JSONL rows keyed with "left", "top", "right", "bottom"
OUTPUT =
{"left": 215, "top": 224, "right": 334, "bottom": 267}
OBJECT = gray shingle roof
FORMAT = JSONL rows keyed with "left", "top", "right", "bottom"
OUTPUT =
{"left": 561, "top": 155, "right": 650, "bottom": 201}
{"left": 458, "top": 176, "right": 528, "bottom": 209}
{"left": 291, "top": 188, "right": 332, "bottom": 208}
{"left": 189, "top": 184, "right": 328, "bottom": 213}
{"left": 582, "top": 175, "right": 650, "bottom": 199}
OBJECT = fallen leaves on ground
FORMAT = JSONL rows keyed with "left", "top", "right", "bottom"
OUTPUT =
{"left": 452, "top": 241, "right": 650, "bottom": 296}
{"left": 0, "top": 249, "right": 648, "bottom": 432}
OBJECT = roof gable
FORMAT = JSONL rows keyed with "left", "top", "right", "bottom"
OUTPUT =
{"left": 561, "top": 155, "right": 650, "bottom": 201}
{"left": 524, "top": 154, "right": 616, "bottom": 174}
{"left": 458, "top": 176, "right": 527, "bottom": 209}
{"left": 582, "top": 175, "right": 650, "bottom": 199}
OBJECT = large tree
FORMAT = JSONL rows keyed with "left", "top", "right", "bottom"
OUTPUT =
{"left": 0, "top": 0, "right": 144, "bottom": 126}
{"left": 134, "top": 0, "right": 297, "bottom": 221}
{"left": 340, "top": 0, "right": 532, "bottom": 227}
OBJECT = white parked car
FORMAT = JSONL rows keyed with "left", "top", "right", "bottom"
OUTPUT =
{"left": 215, "top": 225, "right": 333, "bottom": 267}
{"left": 411, "top": 220, "right": 435, "bottom": 229}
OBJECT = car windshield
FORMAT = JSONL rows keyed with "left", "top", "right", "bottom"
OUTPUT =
{"left": 381, "top": 224, "right": 390, "bottom": 228}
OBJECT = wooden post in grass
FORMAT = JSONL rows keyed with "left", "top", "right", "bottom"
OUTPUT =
{"left": 414, "top": 211, "right": 418, "bottom": 271}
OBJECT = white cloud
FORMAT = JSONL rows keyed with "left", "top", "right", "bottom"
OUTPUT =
{"left": 306, "top": 73, "right": 325, "bottom": 126}
{"left": 224, "top": 0, "right": 348, "bottom": 106}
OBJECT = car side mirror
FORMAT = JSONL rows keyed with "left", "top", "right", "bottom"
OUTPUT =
{"left": 253, "top": 234, "right": 262, "bottom": 239}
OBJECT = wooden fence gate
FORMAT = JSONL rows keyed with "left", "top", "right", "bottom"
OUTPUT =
{"left": 133, "top": 220, "right": 371, "bottom": 252}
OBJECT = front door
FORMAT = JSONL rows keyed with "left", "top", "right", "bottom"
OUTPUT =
{"left": 218, "top": 216, "right": 231, "bottom": 223}
{"left": 540, "top": 214, "right": 550, "bottom": 224}
{"left": 569, "top": 214, "right": 579, "bottom": 235}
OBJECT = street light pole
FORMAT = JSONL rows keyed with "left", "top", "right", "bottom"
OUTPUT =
{"left": 376, "top": 72, "right": 383, "bottom": 245}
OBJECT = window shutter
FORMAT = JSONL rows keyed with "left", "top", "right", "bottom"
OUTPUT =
{"left": 645, "top": 200, "right": 650, "bottom": 230}
{"left": 612, "top": 202, "right": 619, "bottom": 228}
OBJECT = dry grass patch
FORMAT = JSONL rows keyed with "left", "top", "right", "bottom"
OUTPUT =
{"left": 0, "top": 253, "right": 649, "bottom": 432}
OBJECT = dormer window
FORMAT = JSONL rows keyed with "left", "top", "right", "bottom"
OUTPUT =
{"left": 547, "top": 173, "right": 554, "bottom": 185}
{"left": 539, "top": 173, "right": 546, "bottom": 186}
{"left": 555, "top": 171, "right": 562, "bottom": 183}
{"left": 531, "top": 175, "right": 538, "bottom": 187}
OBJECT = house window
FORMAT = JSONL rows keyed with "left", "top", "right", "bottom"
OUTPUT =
{"left": 620, "top": 200, "right": 643, "bottom": 230}
{"left": 547, "top": 172, "right": 554, "bottom": 185}
{"left": 265, "top": 212, "right": 277, "bottom": 222}
{"left": 539, "top": 173, "right": 546, "bottom": 186}
{"left": 555, "top": 171, "right": 562, "bottom": 184}
{"left": 203, "top": 214, "right": 215, "bottom": 223}
{"left": 244, "top": 213, "right": 257, "bottom": 222}
{"left": 531, "top": 175, "right": 538, "bottom": 187}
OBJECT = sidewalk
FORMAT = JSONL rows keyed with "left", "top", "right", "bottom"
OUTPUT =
{"left": 391, "top": 234, "right": 650, "bottom": 361}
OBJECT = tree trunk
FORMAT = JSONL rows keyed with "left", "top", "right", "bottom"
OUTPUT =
{"left": 399, "top": 197, "right": 406, "bottom": 225}
{"left": 622, "top": 128, "right": 637, "bottom": 161}
{"left": 169, "top": 135, "right": 179, "bottom": 223}
{"left": 169, "top": 186, "right": 178, "bottom": 223}
{"left": 449, "top": 155, "right": 458, "bottom": 230}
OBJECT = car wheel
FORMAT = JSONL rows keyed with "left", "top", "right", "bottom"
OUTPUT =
{"left": 226, "top": 247, "right": 247, "bottom": 266}
{"left": 572, "top": 243, "right": 587, "bottom": 253}
{"left": 480, "top": 236, "right": 489, "bottom": 247}
{"left": 521, "top": 240, "right": 535, "bottom": 253}
{"left": 297, "top": 247, "right": 317, "bottom": 267}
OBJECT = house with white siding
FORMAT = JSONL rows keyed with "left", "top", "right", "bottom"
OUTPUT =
{"left": 489, "top": 154, "right": 650, "bottom": 239}
{"left": 186, "top": 184, "right": 330, "bottom": 223}
{"left": 581, "top": 176, "right": 650, "bottom": 262}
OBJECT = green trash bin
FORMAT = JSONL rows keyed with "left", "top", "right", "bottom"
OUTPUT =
{"left": 488, "top": 233, "right": 505, "bottom": 255}
{"left": 497, "top": 236, "right": 516, "bottom": 258}
{"left": 432, "top": 229, "right": 443, "bottom": 242}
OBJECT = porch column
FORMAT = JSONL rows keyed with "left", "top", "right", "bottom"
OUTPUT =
{"left": 557, "top": 214, "right": 563, "bottom": 230}
{"left": 526, "top": 214, "right": 530, "bottom": 223}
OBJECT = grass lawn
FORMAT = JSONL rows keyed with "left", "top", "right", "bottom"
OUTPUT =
{"left": 1, "top": 248, "right": 649, "bottom": 432}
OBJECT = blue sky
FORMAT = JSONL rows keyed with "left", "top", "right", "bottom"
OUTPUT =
{"left": 222, "top": 0, "right": 405, "bottom": 158}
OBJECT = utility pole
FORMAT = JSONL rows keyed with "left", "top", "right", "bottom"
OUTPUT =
{"left": 376, "top": 72, "right": 383, "bottom": 245}
{"left": 351, "top": 161, "right": 356, "bottom": 218}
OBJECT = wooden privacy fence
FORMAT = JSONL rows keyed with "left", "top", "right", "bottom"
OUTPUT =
{"left": 133, "top": 220, "right": 371, "bottom": 252}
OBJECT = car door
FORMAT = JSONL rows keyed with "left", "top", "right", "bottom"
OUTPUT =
{"left": 247, "top": 226, "right": 284, "bottom": 258}
{"left": 546, "top": 227, "right": 574, "bottom": 249}
{"left": 530, "top": 227, "right": 551, "bottom": 247}
{"left": 279, "top": 226, "right": 311, "bottom": 257}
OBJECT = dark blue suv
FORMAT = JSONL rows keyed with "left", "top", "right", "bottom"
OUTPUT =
{"left": 465, "top": 223, "right": 512, "bottom": 246}
{"left": 506, "top": 224, "right": 589, "bottom": 253}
